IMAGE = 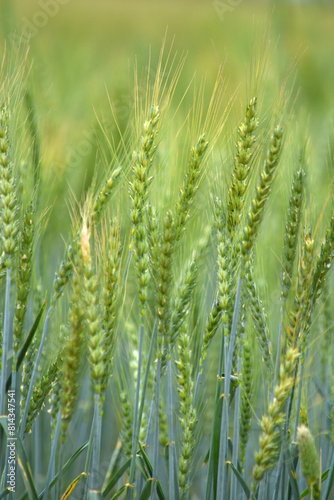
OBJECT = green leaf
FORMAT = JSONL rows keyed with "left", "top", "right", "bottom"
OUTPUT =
{"left": 0, "top": 489, "right": 10, "bottom": 499}
{"left": 111, "top": 485, "right": 128, "bottom": 500}
{"left": 5, "top": 300, "right": 46, "bottom": 392}
{"left": 101, "top": 449, "right": 153, "bottom": 498}
{"left": 322, "top": 453, "right": 334, "bottom": 500}
{"left": 61, "top": 472, "right": 87, "bottom": 500}
{"left": 138, "top": 480, "right": 154, "bottom": 500}
{"left": 13, "top": 435, "right": 38, "bottom": 499}
{"left": 137, "top": 443, "right": 166, "bottom": 500}
{"left": 226, "top": 461, "right": 251, "bottom": 499}
{"left": 202, "top": 448, "right": 210, "bottom": 467}
{"left": 136, "top": 455, "right": 150, "bottom": 481}
{"left": 37, "top": 442, "right": 88, "bottom": 499}
{"left": 228, "top": 437, "right": 233, "bottom": 459}
{"left": 138, "top": 443, "right": 153, "bottom": 475}
{"left": 208, "top": 388, "right": 223, "bottom": 499}
{"left": 101, "top": 439, "right": 122, "bottom": 492}
{"left": 102, "top": 458, "right": 131, "bottom": 497}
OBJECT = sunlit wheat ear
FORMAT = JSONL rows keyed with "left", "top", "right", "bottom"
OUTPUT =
{"left": 0, "top": 105, "right": 18, "bottom": 268}
{"left": 52, "top": 167, "right": 121, "bottom": 308}
{"left": 298, "top": 214, "right": 334, "bottom": 358}
{"left": 241, "top": 125, "right": 283, "bottom": 265}
{"left": 297, "top": 425, "right": 320, "bottom": 500}
{"left": 81, "top": 220, "right": 105, "bottom": 403}
{"left": 227, "top": 97, "right": 258, "bottom": 239}
{"left": 147, "top": 202, "right": 160, "bottom": 283}
{"left": 157, "top": 134, "right": 208, "bottom": 362}
{"left": 100, "top": 220, "right": 122, "bottom": 403}
{"left": 244, "top": 260, "right": 272, "bottom": 380}
{"left": 61, "top": 228, "right": 85, "bottom": 440}
{"left": 288, "top": 215, "right": 334, "bottom": 367}
{"left": 159, "top": 399, "right": 169, "bottom": 448}
{"left": 129, "top": 105, "right": 160, "bottom": 319}
{"left": 252, "top": 348, "right": 299, "bottom": 490}
{"left": 160, "top": 255, "right": 200, "bottom": 376}
{"left": 13, "top": 200, "right": 34, "bottom": 357}
{"left": 120, "top": 391, "right": 133, "bottom": 457}
{"left": 280, "top": 167, "right": 305, "bottom": 306}
{"left": 174, "top": 135, "right": 208, "bottom": 243}
{"left": 288, "top": 229, "right": 314, "bottom": 347}
{"left": 176, "top": 321, "right": 197, "bottom": 500}
{"left": 319, "top": 283, "right": 332, "bottom": 382}
{"left": 24, "top": 353, "right": 61, "bottom": 436}
{"left": 310, "top": 213, "right": 334, "bottom": 304}
{"left": 51, "top": 237, "right": 79, "bottom": 307}
{"left": 91, "top": 166, "right": 122, "bottom": 223}
{"left": 239, "top": 339, "right": 253, "bottom": 471}
{"left": 201, "top": 227, "right": 230, "bottom": 368}
{"left": 157, "top": 209, "right": 175, "bottom": 355}
{"left": 168, "top": 258, "right": 198, "bottom": 349}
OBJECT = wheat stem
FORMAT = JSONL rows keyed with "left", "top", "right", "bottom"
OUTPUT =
{"left": 230, "top": 355, "right": 242, "bottom": 500}
{"left": 127, "top": 320, "right": 157, "bottom": 497}
{"left": 125, "top": 323, "right": 144, "bottom": 500}
{"left": 217, "top": 275, "right": 242, "bottom": 498}
{"left": 90, "top": 394, "right": 102, "bottom": 491}
{"left": 167, "top": 356, "right": 178, "bottom": 500}
{"left": 20, "top": 306, "right": 53, "bottom": 439}
{"left": 43, "top": 410, "right": 61, "bottom": 500}
{"left": 0, "top": 268, "right": 11, "bottom": 418}
{"left": 151, "top": 357, "right": 162, "bottom": 500}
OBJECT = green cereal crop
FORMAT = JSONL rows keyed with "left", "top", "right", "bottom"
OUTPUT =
{"left": 0, "top": 40, "right": 333, "bottom": 500}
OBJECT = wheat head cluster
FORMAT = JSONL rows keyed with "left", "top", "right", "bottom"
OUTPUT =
{"left": 0, "top": 47, "right": 333, "bottom": 500}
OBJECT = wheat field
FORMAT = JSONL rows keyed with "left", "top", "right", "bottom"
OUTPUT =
{"left": 0, "top": 1, "right": 333, "bottom": 499}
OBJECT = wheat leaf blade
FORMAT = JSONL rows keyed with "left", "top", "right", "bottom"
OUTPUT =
{"left": 226, "top": 461, "right": 251, "bottom": 498}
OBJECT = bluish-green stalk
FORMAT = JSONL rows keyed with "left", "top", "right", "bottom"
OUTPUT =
{"left": 20, "top": 306, "right": 52, "bottom": 440}
{"left": 43, "top": 410, "right": 61, "bottom": 500}
{"left": 127, "top": 320, "right": 157, "bottom": 498}
{"left": 151, "top": 357, "right": 162, "bottom": 500}
{"left": 217, "top": 275, "right": 243, "bottom": 499}
{"left": 230, "top": 355, "right": 242, "bottom": 500}
{"left": 168, "top": 357, "right": 177, "bottom": 500}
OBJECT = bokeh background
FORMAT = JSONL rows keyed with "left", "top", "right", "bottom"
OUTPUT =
{"left": 1, "top": 0, "right": 334, "bottom": 331}
{"left": 1, "top": 0, "right": 334, "bottom": 177}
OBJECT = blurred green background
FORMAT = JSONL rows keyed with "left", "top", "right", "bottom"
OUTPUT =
{"left": 1, "top": 0, "right": 334, "bottom": 160}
